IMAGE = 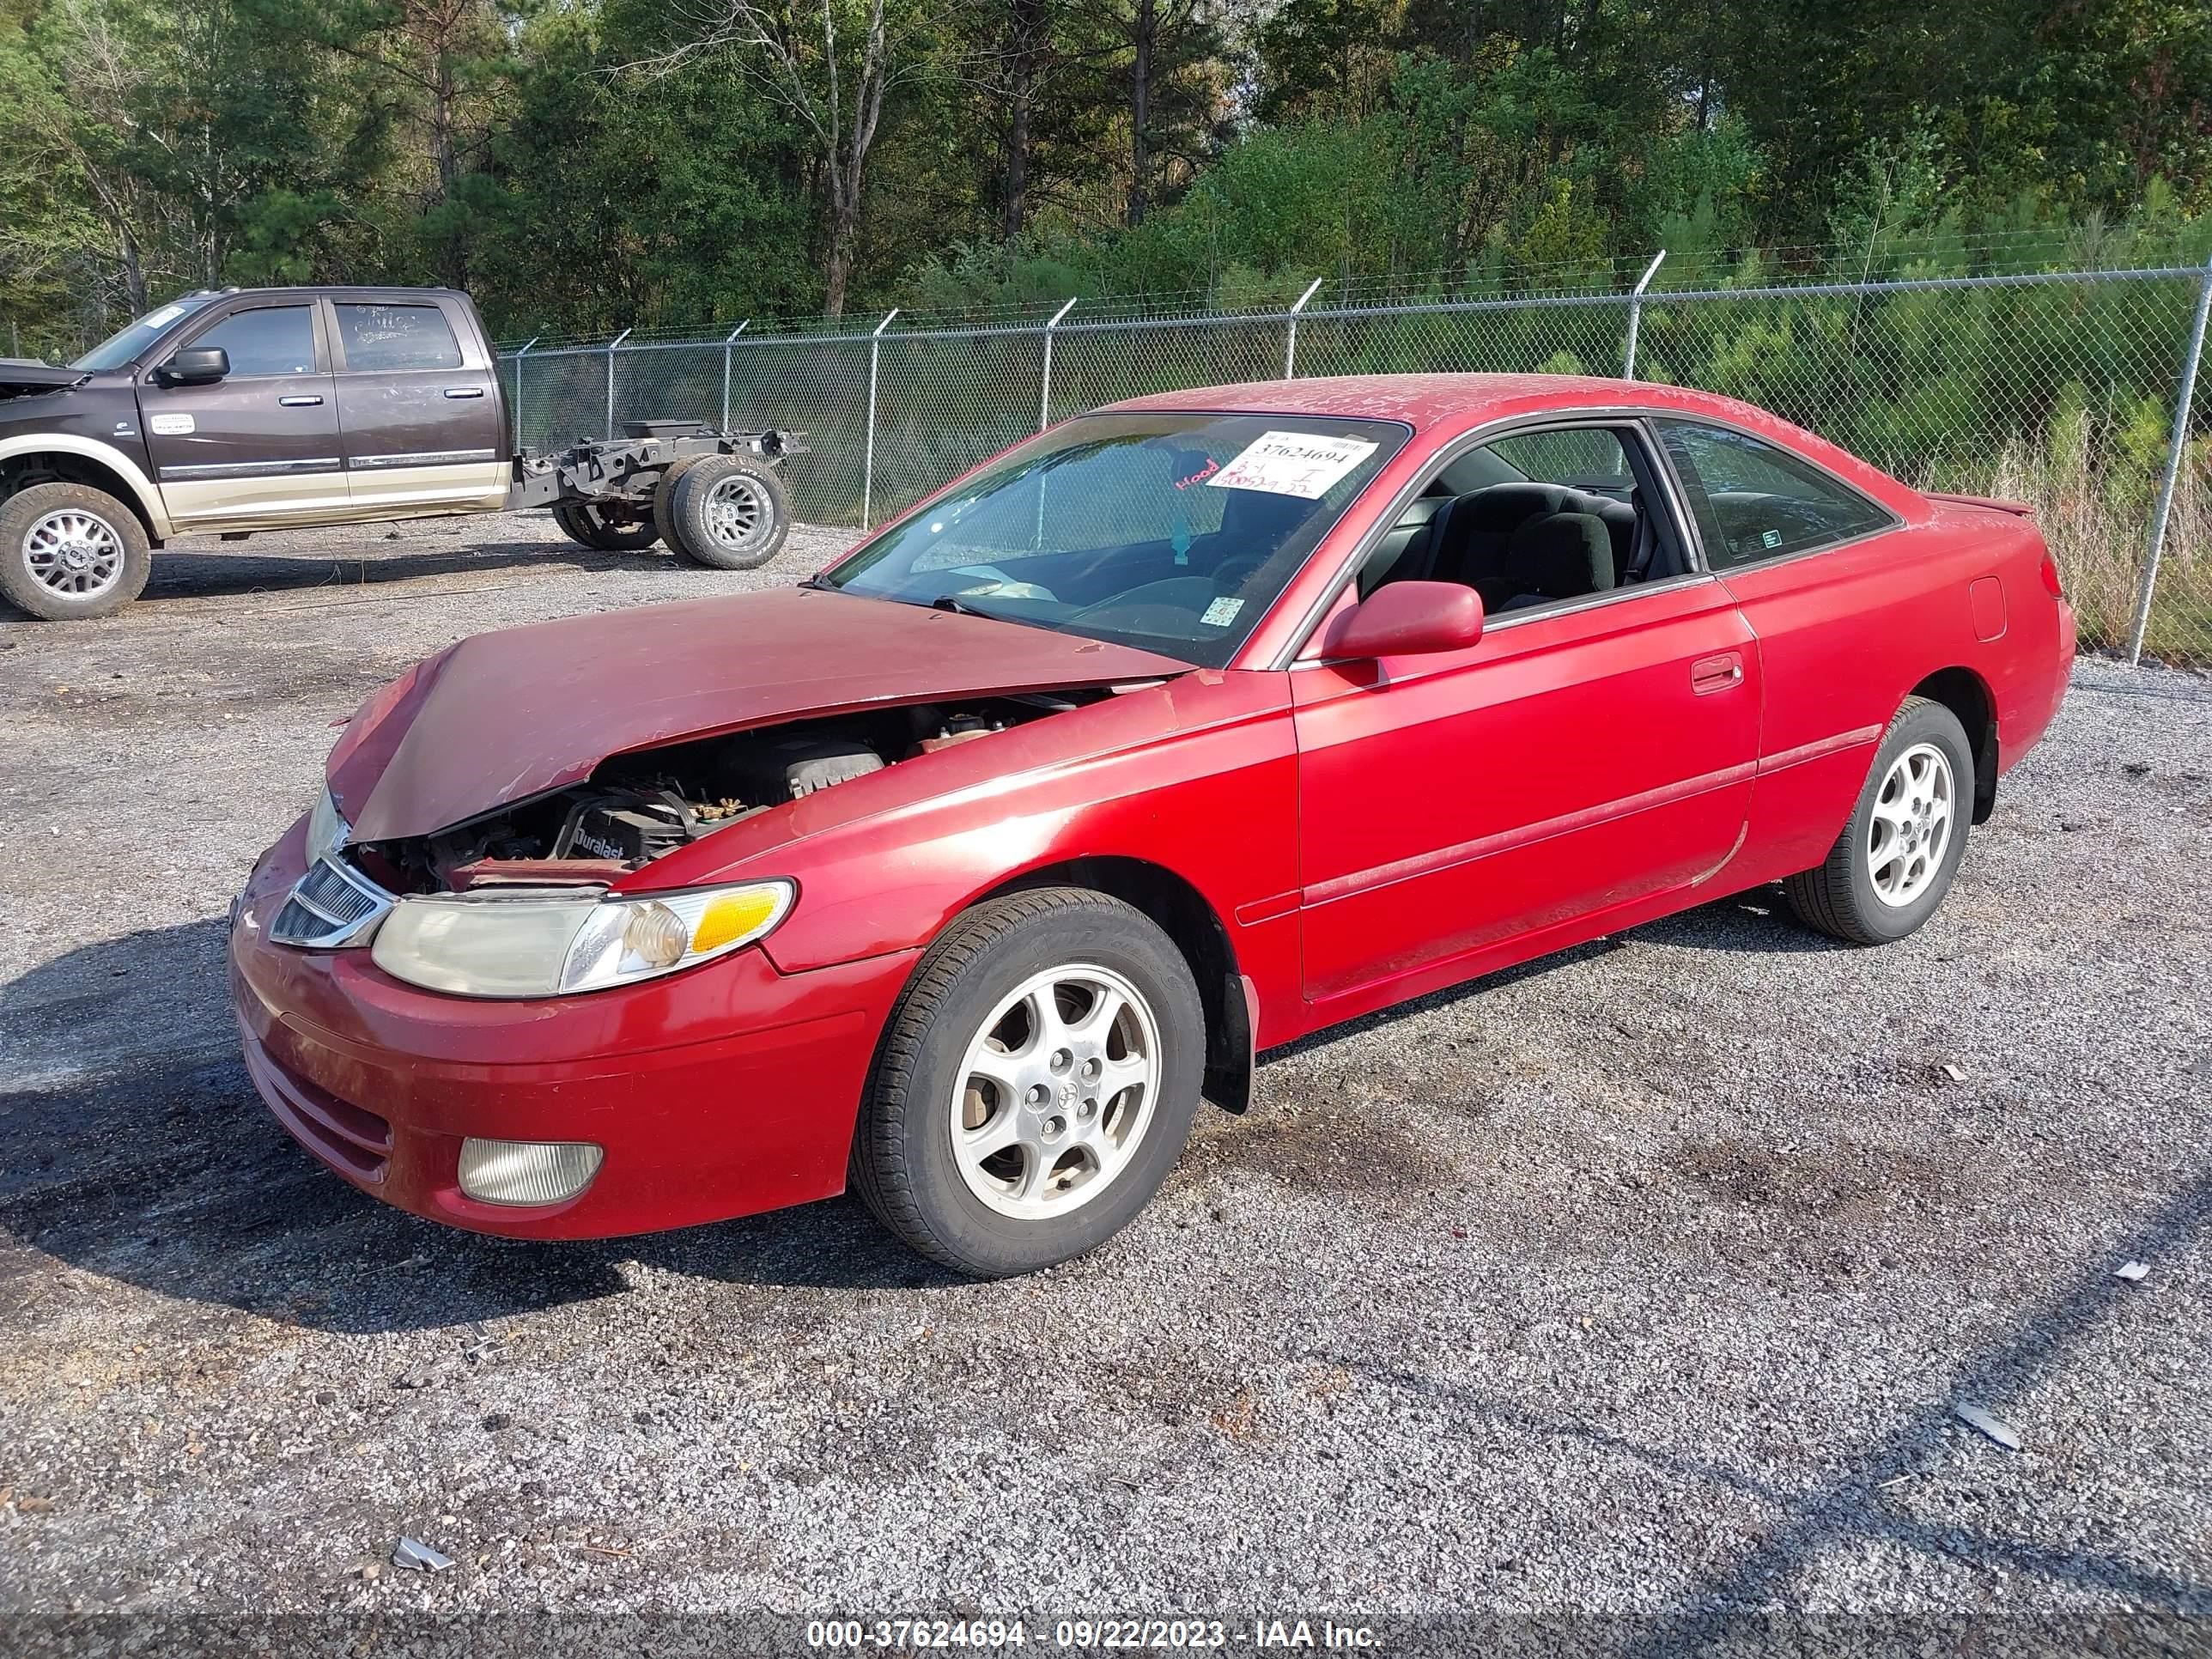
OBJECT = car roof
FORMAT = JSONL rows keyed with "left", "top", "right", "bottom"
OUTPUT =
{"left": 1102, "top": 372, "right": 1774, "bottom": 435}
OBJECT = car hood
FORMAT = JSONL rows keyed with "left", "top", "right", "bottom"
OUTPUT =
{"left": 329, "top": 584, "right": 1190, "bottom": 842}
{"left": 0, "top": 361, "right": 89, "bottom": 400}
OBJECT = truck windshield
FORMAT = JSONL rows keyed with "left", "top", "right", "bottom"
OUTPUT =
{"left": 70, "top": 295, "right": 220, "bottom": 372}
{"left": 822, "top": 411, "right": 1408, "bottom": 667}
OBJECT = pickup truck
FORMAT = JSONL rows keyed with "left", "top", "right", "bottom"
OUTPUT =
{"left": 0, "top": 284, "right": 799, "bottom": 620}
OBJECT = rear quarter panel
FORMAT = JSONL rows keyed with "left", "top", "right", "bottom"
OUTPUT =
{"left": 1722, "top": 501, "right": 2070, "bottom": 884}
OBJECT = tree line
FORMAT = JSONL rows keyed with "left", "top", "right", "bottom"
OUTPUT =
{"left": 3, "top": 0, "right": 2209, "bottom": 357}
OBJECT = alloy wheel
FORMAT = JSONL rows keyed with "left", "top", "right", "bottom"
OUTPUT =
{"left": 949, "top": 963, "right": 1161, "bottom": 1219}
{"left": 1869, "top": 741, "right": 1954, "bottom": 907}
{"left": 24, "top": 508, "right": 125, "bottom": 599}
{"left": 702, "top": 473, "right": 768, "bottom": 552}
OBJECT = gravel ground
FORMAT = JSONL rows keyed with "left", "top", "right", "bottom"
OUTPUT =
{"left": 0, "top": 514, "right": 2208, "bottom": 1650}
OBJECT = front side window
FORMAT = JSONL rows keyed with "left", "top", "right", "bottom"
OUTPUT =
{"left": 335, "top": 303, "right": 464, "bottom": 371}
{"left": 186, "top": 306, "right": 319, "bottom": 376}
{"left": 823, "top": 411, "right": 1408, "bottom": 666}
{"left": 1656, "top": 420, "right": 1892, "bottom": 568}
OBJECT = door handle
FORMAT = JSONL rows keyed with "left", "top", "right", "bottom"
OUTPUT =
{"left": 278, "top": 394, "right": 323, "bottom": 407}
{"left": 442, "top": 386, "right": 484, "bottom": 398}
{"left": 1692, "top": 652, "right": 1745, "bottom": 693}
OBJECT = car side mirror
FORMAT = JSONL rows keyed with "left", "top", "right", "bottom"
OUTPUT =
{"left": 1319, "top": 580, "right": 1486, "bottom": 660}
{"left": 160, "top": 346, "right": 229, "bottom": 386}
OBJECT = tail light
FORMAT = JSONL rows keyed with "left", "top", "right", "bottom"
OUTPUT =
{"left": 2039, "top": 550, "right": 2064, "bottom": 599}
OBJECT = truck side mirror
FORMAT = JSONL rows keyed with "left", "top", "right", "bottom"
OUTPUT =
{"left": 160, "top": 346, "right": 230, "bottom": 386}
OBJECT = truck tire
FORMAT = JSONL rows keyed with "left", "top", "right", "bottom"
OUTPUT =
{"left": 664, "top": 453, "right": 789, "bottom": 570}
{"left": 650, "top": 455, "right": 707, "bottom": 553}
{"left": 550, "top": 500, "right": 659, "bottom": 552}
{"left": 0, "top": 482, "right": 152, "bottom": 621}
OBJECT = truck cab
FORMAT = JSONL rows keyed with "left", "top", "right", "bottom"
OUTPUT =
{"left": 0, "top": 285, "right": 514, "bottom": 617}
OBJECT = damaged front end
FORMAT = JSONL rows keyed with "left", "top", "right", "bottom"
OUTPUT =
{"left": 268, "top": 689, "right": 1116, "bottom": 998}
{"left": 354, "top": 690, "right": 1103, "bottom": 896}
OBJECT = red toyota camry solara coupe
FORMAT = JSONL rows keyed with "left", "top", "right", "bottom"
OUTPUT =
{"left": 230, "top": 374, "right": 2075, "bottom": 1276}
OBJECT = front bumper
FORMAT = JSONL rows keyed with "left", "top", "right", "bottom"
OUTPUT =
{"left": 228, "top": 821, "right": 917, "bottom": 1239}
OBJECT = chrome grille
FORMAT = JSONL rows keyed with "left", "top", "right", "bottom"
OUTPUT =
{"left": 270, "top": 854, "right": 393, "bottom": 948}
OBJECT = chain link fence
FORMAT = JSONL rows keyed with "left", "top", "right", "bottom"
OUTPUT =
{"left": 501, "top": 258, "right": 2212, "bottom": 667}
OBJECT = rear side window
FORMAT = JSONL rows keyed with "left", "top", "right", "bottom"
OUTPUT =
{"left": 188, "top": 306, "right": 318, "bottom": 376}
{"left": 1656, "top": 420, "right": 1892, "bottom": 568}
{"left": 335, "top": 303, "right": 464, "bottom": 372}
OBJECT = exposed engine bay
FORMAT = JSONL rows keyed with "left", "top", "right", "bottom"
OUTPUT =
{"left": 354, "top": 692, "right": 1103, "bottom": 894}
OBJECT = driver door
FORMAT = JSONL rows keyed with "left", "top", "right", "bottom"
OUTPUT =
{"left": 1293, "top": 424, "right": 1760, "bottom": 1011}
{"left": 137, "top": 300, "right": 346, "bottom": 532}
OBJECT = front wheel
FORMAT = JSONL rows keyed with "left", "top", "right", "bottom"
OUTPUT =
{"left": 663, "top": 453, "right": 790, "bottom": 570}
{"left": 1784, "top": 696, "right": 1973, "bottom": 945}
{"left": 550, "top": 499, "right": 659, "bottom": 552}
{"left": 850, "top": 889, "right": 1205, "bottom": 1278}
{"left": 0, "top": 482, "right": 152, "bottom": 620}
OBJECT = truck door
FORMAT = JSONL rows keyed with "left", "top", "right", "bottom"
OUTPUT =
{"left": 325, "top": 295, "right": 507, "bottom": 515}
{"left": 136, "top": 301, "right": 346, "bottom": 532}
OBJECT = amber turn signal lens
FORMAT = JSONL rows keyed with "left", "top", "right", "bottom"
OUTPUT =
{"left": 691, "top": 887, "right": 783, "bottom": 953}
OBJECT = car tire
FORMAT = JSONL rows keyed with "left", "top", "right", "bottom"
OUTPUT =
{"left": 650, "top": 455, "right": 706, "bottom": 552}
{"left": 664, "top": 453, "right": 789, "bottom": 570}
{"left": 550, "top": 499, "right": 659, "bottom": 552}
{"left": 0, "top": 482, "right": 152, "bottom": 621}
{"left": 1784, "top": 696, "right": 1974, "bottom": 945}
{"left": 851, "top": 888, "right": 1206, "bottom": 1278}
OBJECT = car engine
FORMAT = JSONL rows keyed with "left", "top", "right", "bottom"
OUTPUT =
{"left": 354, "top": 693, "right": 1095, "bottom": 894}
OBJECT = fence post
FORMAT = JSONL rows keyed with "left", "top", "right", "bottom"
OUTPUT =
{"left": 603, "top": 327, "right": 631, "bottom": 438}
{"left": 2127, "top": 250, "right": 2212, "bottom": 665}
{"left": 1285, "top": 277, "right": 1324, "bottom": 379}
{"left": 1039, "top": 296, "right": 1079, "bottom": 432}
{"left": 510, "top": 337, "right": 538, "bottom": 453}
{"left": 1622, "top": 249, "right": 1667, "bottom": 380}
{"left": 861, "top": 308, "right": 900, "bottom": 528}
{"left": 720, "top": 320, "right": 749, "bottom": 431}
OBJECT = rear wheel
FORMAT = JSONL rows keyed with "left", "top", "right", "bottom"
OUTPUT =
{"left": 550, "top": 499, "right": 659, "bottom": 552}
{"left": 0, "top": 482, "right": 151, "bottom": 620}
{"left": 850, "top": 889, "right": 1205, "bottom": 1278}
{"left": 650, "top": 455, "right": 707, "bottom": 552}
{"left": 1784, "top": 696, "right": 1973, "bottom": 945}
{"left": 663, "top": 453, "right": 789, "bottom": 570}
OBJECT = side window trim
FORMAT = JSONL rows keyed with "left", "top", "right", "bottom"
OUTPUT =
{"left": 1292, "top": 415, "right": 1719, "bottom": 662}
{"left": 1270, "top": 404, "right": 1733, "bottom": 669}
{"left": 173, "top": 301, "right": 327, "bottom": 380}
{"left": 1654, "top": 416, "right": 1902, "bottom": 574}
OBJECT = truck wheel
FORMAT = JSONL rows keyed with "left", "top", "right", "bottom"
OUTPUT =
{"left": 551, "top": 500, "right": 659, "bottom": 552}
{"left": 665, "top": 454, "right": 789, "bottom": 570}
{"left": 0, "top": 482, "right": 152, "bottom": 621}
{"left": 650, "top": 455, "right": 706, "bottom": 553}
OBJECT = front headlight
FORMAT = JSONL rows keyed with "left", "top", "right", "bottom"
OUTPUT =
{"left": 368, "top": 880, "right": 795, "bottom": 999}
{"left": 305, "top": 787, "right": 347, "bottom": 859}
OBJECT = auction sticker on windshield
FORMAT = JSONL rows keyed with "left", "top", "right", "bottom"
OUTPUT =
{"left": 1207, "top": 430, "right": 1380, "bottom": 499}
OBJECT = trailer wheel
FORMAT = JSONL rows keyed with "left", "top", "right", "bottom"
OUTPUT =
{"left": 651, "top": 456, "right": 707, "bottom": 553}
{"left": 551, "top": 500, "right": 659, "bottom": 552}
{"left": 665, "top": 454, "right": 789, "bottom": 570}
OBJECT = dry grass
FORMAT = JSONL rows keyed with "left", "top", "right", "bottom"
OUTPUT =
{"left": 1930, "top": 422, "right": 2212, "bottom": 664}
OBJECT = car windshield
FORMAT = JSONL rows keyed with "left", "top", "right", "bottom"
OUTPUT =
{"left": 70, "top": 295, "right": 220, "bottom": 371}
{"left": 822, "top": 410, "right": 1409, "bottom": 666}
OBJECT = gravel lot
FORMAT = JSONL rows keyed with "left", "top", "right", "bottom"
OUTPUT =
{"left": 0, "top": 513, "right": 2207, "bottom": 1647}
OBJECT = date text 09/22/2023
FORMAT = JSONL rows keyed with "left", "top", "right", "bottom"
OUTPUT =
{"left": 804, "top": 1618, "right": 1383, "bottom": 1650}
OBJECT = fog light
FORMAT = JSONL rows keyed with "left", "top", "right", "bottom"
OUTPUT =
{"left": 457, "top": 1138, "right": 604, "bottom": 1206}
